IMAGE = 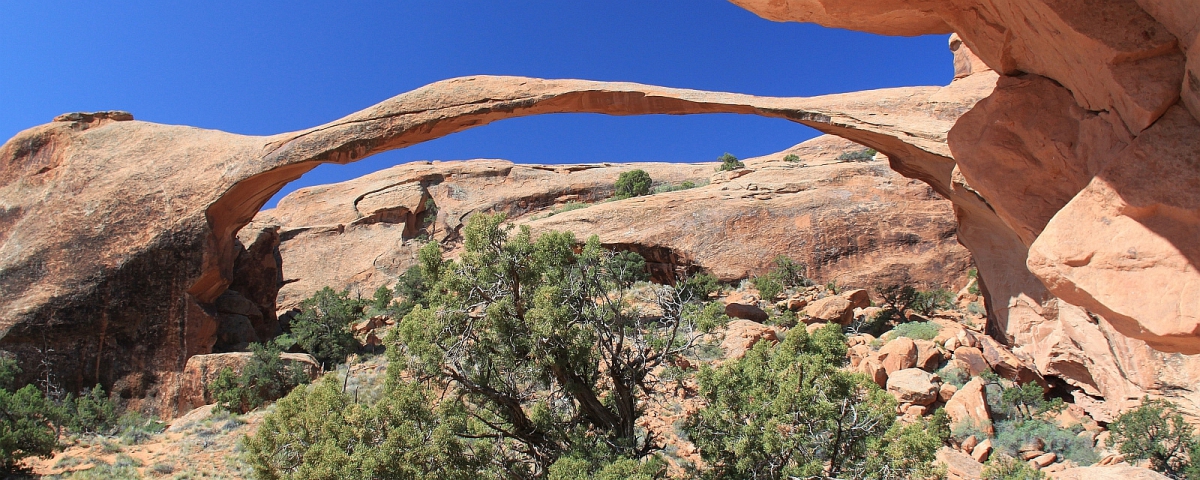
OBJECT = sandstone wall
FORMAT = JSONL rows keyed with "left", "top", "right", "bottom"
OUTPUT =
{"left": 732, "top": 0, "right": 1200, "bottom": 418}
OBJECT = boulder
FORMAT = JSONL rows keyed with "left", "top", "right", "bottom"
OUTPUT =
{"left": 971, "top": 438, "right": 993, "bottom": 463}
{"left": 939, "top": 383, "right": 958, "bottom": 402}
{"left": 977, "top": 334, "right": 1044, "bottom": 386}
{"left": 720, "top": 320, "right": 779, "bottom": 360}
{"left": 953, "top": 347, "right": 990, "bottom": 376}
{"left": 946, "top": 378, "right": 993, "bottom": 436}
{"left": 914, "top": 339, "right": 943, "bottom": 371}
{"left": 886, "top": 368, "right": 940, "bottom": 406}
{"left": 843, "top": 289, "right": 870, "bottom": 309}
{"left": 857, "top": 358, "right": 888, "bottom": 388}
{"left": 176, "top": 352, "right": 320, "bottom": 413}
{"left": 878, "top": 337, "right": 918, "bottom": 375}
{"left": 938, "top": 446, "right": 984, "bottom": 480}
{"left": 1031, "top": 452, "right": 1056, "bottom": 468}
{"left": 725, "top": 302, "right": 769, "bottom": 323}
{"left": 804, "top": 295, "right": 855, "bottom": 324}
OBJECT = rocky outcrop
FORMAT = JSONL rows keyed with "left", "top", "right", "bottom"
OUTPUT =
{"left": 0, "top": 72, "right": 992, "bottom": 417}
{"left": 733, "top": 0, "right": 1200, "bottom": 420}
{"left": 258, "top": 135, "right": 973, "bottom": 311}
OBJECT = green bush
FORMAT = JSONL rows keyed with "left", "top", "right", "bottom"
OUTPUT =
{"left": 716, "top": 153, "right": 744, "bottom": 171}
{"left": 653, "top": 179, "right": 703, "bottom": 194}
{"left": 1108, "top": 398, "right": 1198, "bottom": 477}
{"left": 291, "top": 286, "right": 366, "bottom": 367}
{"left": 913, "top": 289, "right": 954, "bottom": 315}
{"left": 888, "top": 321, "right": 942, "bottom": 341}
{"left": 750, "top": 275, "right": 783, "bottom": 301}
{"left": 992, "top": 419, "right": 1097, "bottom": 465}
{"left": 209, "top": 341, "right": 310, "bottom": 414}
{"left": 61, "top": 384, "right": 118, "bottom": 435}
{"left": 936, "top": 365, "right": 971, "bottom": 388}
{"left": 981, "top": 454, "right": 1045, "bottom": 480}
{"left": 783, "top": 154, "right": 800, "bottom": 162}
{"left": 685, "top": 324, "right": 947, "bottom": 479}
{"left": 614, "top": 169, "right": 653, "bottom": 199}
{"left": 0, "top": 358, "right": 59, "bottom": 474}
{"left": 837, "top": 148, "right": 878, "bottom": 162}
{"left": 679, "top": 272, "right": 722, "bottom": 302}
{"left": 245, "top": 377, "right": 487, "bottom": 479}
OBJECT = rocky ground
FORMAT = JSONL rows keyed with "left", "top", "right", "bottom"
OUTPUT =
{"left": 25, "top": 278, "right": 1170, "bottom": 479}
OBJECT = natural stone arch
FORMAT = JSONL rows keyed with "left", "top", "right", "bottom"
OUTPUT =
{"left": 0, "top": 73, "right": 995, "bottom": 416}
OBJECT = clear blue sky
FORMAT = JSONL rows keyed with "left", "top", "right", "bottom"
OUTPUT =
{"left": 0, "top": 1, "right": 952, "bottom": 208}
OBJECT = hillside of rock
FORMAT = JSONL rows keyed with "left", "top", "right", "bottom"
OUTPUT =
{"left": 256, "top": 135, "right": 970, "bottom": 312}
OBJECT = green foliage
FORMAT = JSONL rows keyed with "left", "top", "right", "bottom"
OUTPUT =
{"left": 547, "top": 201, "right": 591, "bottom": 216}
{"left": 967, "top": 268, "right": 981, "bottom": 295}
{"left": 0, "top": 384, "right": 59, "bottom": 473}
{"left": 244, "top": 376, "right": 488, "bottom": 480}
{"left": 913, "top": 289, "right": 954, "bottom": 316}
{"left": 716, "top": 153, "right": 744, "bottom": 172}
{"left": 981, "top": 454, "right": 1045, "bottom": 480}
{"left": 685, "top": 324, "right": 943, "bottom": 479}
{"left": 614, "top": 169, "right": 653, "bottom": 199}
{"left": 1109, "top": 398, "right": 1197, "bottom": 477}
{"left": 992, "top": 419, "right": 1096, "bottom": 465}
{"left": 209, "top": 341, "right": 310, "bottom": 414}
{"left": 679, "top": 272, "right": 722, "bottom": 301}
{"left": 391, "top": 213, "right": 716, "bottom": 473}
{"left": 653, "top": 180, "right": 703, "bottom": 194}
{"left": 875, "top": 285, "right": 954, "bottom": 323}
{"left": 783, "top": 154, "right": 800, "bottom": 162}
{"left": 888, "top": 321, "right": 942, "bottom": 341}
{"left": 999, "top": 382, "right": 1065, "bottom": 421}
{"left": 837, "top": 148, "right": 878, "bottom": 162}
{"left": 61, "top": 384, "right": 118, "bottom": 435}
{"left": 936, "top": 365, "right": 971, "bottom": 388}
{"left": 370, "top": 284, "right": 394, "bottom": 314}
{"left": 292, "top": 287, "right": 365, "bottom": 367}
{"left": 547, "top": 455, "right": 665, "bottom": 480}
{"left": 750, "top": 275, "right": 783, "bottom": 301}
{"left": 751, "top": 256, "right": 812, "bottom": 301}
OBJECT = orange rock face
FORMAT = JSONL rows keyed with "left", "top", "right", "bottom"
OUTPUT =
{"left": 734, "top": 0, "right": 1200, "bottom": 421}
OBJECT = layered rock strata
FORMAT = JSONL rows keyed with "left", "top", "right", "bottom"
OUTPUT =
{"left": 257, "top": 135, "right": 971, "bottom": 311}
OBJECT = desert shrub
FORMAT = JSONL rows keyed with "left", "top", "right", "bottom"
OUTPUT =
{"left": 783, "top": 154, "right": 800, "bottom": 162}
{"left": 0, "top": 358, "right": 59, "bottom": 474}
{"left": 888, "top": 321, "right": 941, "bottom": 341}
{"left": 114, "top": 410, "right": 166, "bottom": 445}
{"left": 1108, "top": 398, "right": 1198, "bottom": 478}
{"left": 967, "top": 268, "right": 981, "bottom": 295}
{"left": 679, "top": 272, "right": 722, "bottom": 301}
{"left": 716, "top": 153, "right": 744, "bottom": 171}
{"left": 291, "top": 286, "right": 365, "bottom": 367}
{"left": 653, "top": 180, "right": 703, "bottom": 194}
{"left": 750, "top": 275, "right": 783, "bottom": 301}
{"left": 937, "top": 365, "right": 971, "bottom": 388}
{"left": 981, "top": 454, "right": 1045, "bottom": 480}
{"left": 547, "top": 455, "right": 666, "bottom": 480}
{"left": 837, "top": 148, "right": 878, "bottom": 162}
{"left": 60, "top": 384, "right": 118, "bottom": 435}
{"left": 209, "top": 341, "right": 310, "bottom": 414}
{"left": 393, "top": 215, "right": 722, "bottom": 471}
{"left": 913, "top": 289, "right": 954, "bottom": 315}
{"left": 685, "top": 324, "right": 947, "bottom": 479}
{"left": 244, "top": 376, "right": 488, "bottom": 479}
{"left": 614, "top": 169, "right": 653, "bottom": 199}
{"left": 992, "top": 419, "right": 1097, "bottom": 465}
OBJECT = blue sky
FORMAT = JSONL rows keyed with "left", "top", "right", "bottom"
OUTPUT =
{"left": 1, "top": 1, "right": 952, "bottom": 208}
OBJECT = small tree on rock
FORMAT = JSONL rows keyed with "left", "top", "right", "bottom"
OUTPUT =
{"left": 614, "top": 169, "right": 653, "bottom": 199}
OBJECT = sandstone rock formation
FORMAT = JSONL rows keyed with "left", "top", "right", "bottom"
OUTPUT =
{"left": 259, "top": 137, "right": 971, "bottom": 311}
{"left": 733, "top": 0, "right": 1200, "bottom": 421}
{"left": 3, "top": 0, "right": 1199, "bottom": 424}
{"left": 0, "top": 72, "right": 995, "bottom": 416}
